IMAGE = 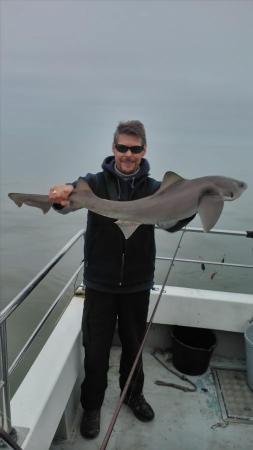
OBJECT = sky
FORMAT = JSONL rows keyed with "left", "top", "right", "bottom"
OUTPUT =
{"left": 1, "top": 0, "right": 253, "bottom": 182}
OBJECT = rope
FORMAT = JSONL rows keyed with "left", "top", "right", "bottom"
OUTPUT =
{"left": 152, "top": 350, "right": 197, "bottom": 392}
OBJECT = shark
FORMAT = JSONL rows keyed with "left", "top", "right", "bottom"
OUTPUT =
{"left": 8, "top": 171, "right": 247, "bottom": 239}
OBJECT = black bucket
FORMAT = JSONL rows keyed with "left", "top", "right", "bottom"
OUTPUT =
{"left": 171, "top": 326, "right": 217, "bottom": 375}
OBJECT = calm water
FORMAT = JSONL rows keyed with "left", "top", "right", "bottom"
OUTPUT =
{"left": 1, "top": 1, "right": 253, "bottom": 389}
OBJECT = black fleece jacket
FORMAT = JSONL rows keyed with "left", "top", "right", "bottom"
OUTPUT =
{"left": 55, "top": 156, "right": 194, "bottom": 293}
{"left": 82, "top": 156, "right": 159, "bottom": 293}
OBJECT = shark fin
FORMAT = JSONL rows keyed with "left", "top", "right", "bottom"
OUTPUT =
{"left": 8, "top": 193, "right": 23, "bottom": 208}
{"left": 25, "top": 200, "right": 51, "bottom": 214}
{"left": 8, "top": 193, "right": 51, "bottom": 214}
{"left": 75, "top": 178, "right": 92, "bottom": 192}
{"left": 157, "top": 219, "right": 179, "bottom": 230}
{"left": 159, "top": 171, "right": 184, "bottom": 192}
{"left": 115, "top": 220, "right": 141, "bottom": 239}
{"left": 198, "top": 193, "right": 224, "bottom": 232}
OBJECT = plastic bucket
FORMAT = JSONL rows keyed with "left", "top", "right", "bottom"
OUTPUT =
{"left": 171, "top": 326, "right": 217, "bottom": 375}
{"left": 244, "top": 322, "right": 253, "bottom": 391}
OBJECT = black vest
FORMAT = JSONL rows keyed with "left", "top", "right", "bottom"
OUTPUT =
{"left": 83, "top": 170, "right": 160, "bottom": 293}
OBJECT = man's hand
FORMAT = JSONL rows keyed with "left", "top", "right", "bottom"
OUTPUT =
{"left": 48, "top": 184, "right": 74, "bottom": 206}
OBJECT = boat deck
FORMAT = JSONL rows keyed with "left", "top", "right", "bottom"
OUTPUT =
{"left": 50, "top": 346, "right": 253, "bottom": 450}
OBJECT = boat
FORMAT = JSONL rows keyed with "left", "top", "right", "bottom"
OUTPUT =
{"left": 1, "top": 226, "right": 253, "bottom": 450}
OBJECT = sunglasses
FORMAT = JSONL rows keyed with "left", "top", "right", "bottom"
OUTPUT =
{"left": 115, "top": 144, "right": 144, "bottom": 154}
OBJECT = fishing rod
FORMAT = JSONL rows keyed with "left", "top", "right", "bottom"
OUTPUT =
{"left": 99, "top": 228, "right": 186, "bottom": 450}
{"left": 0, "top": 428, "right": 22, "bottom": 450}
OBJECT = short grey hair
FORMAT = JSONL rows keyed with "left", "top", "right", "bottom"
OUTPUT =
{"left": 113, "top": 120, "right": 147, "bottom": 146}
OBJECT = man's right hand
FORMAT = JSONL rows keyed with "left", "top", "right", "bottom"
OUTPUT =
{"left": 48, "top": 184, "right": 74, "bottom": 207}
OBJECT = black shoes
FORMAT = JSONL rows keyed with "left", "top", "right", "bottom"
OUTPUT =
{"left": 80, "top": 408, "right": 101, "bottom": 439}
{"left": 124, "top": 393, "right": 155, "bottom": 422}
{"left": 80, "top": 394, "right": 154, "bottom": 438}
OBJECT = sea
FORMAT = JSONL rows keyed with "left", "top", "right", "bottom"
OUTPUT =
{"left": 1, "top": 0, "right": 253, "bottom": 392}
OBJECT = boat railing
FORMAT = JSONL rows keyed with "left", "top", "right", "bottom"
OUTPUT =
{"left": 0, "top": 226, "right": 252, "bottom": 440}
{"left": 0, "top": 229, "right": 85, "bottom": 436}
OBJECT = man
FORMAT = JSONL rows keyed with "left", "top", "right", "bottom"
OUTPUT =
{"left": 49, "top": 120, "right": 194, "bottom": 439}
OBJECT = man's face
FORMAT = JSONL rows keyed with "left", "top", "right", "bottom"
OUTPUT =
{"left": 112, "top": 133, "right": 146, "bottom": 174}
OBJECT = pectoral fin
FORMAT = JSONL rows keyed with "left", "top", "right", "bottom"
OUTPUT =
{"left": 157, "top": 219, "right": 179, "bottom": 230}
{"left": 198, "top": 194, "right": 224, "bottom": 232}
{"left": 115, "top": 220, "right": 141, "bottom": 239}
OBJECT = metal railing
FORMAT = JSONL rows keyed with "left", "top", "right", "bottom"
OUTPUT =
{"left": 0, "top": 229, "right": 85, "bottom": 436}
{"left": 0, "top": 226, "right": 252, "bottom": 443}
{"left": 156, "top": 227, "right": 253, "bottom": 269}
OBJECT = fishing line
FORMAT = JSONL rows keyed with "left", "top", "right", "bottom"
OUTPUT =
{"left": 99, "top": 228, "right": 186, "bottom": 450}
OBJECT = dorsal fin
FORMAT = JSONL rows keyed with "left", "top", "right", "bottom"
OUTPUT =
{"left": 75, "top": 178, "right": 92, "bottom": 192}
{"left": 160, "top": 171, "right": 184, "bottom": 191}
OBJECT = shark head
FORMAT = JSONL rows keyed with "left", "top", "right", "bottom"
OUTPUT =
{"left": 221, "top": 178, "right": 247, "bottom": 201}
{"left": 205, "top": 176, "right": 247, "bottom": 201}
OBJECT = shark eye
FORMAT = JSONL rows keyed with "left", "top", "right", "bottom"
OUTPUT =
{"left": 230, "top": 192, "right": 234, "bottom": 198}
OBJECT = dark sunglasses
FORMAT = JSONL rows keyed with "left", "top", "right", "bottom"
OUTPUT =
{"left": 115, "top": 144, "right": 144, "bottom": 154}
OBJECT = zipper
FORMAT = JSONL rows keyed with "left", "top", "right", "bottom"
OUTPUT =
{"left": 118, "top": 251, "right": 125, "bottom": 286}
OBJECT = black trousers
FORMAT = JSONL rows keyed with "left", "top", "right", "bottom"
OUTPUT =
{"left": 80, "top": 287, "right": 150, "bottom": 410}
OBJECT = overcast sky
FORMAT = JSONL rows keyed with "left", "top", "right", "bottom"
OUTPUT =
{"left": 1, "top": 0, "right": 253, "bottom": 185}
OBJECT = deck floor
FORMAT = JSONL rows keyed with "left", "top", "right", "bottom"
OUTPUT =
{"left": 50, "top": 347, "right": 253, "bottom": 450}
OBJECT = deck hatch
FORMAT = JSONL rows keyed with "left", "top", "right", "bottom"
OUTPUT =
{"left": 212, "top": 368, "right": 253, "bottom": 424}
